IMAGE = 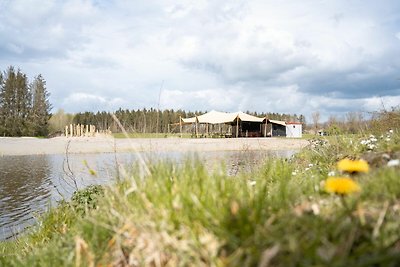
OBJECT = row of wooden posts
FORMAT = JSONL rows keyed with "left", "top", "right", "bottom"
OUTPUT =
{"left": 65, "top": 124, "right": 97, "bottom": 137}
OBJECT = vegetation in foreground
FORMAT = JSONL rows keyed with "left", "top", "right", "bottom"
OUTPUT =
{"left": 1, "top": 118, "right": 400, "bottom": 266}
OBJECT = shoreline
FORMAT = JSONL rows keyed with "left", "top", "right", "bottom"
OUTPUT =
{"left": 0, "top": 136, "right": 309, "bottom": 156}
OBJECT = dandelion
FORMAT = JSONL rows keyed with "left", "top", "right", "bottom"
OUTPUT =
{"left": 337, "top": 158, "right": 369, "bottom": 174}
{"left": 324, "top": 177, "right": 361, "bottom": 195}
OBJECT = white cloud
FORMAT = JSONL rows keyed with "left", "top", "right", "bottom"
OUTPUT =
{"left": 362, "top": 95, "right": 400, "bottom": 111}
{"left": 161, "top": 88, "right": 246, "bottom": 111}
{"left": 62, "top": 93, "right": 126, "bottom": 112}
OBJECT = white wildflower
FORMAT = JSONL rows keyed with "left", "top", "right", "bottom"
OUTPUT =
{"left": 248, "top": 180, "right": 257, "bottom": 186}
{"left": 367, "top": 144, "right": 377, "bottom": 150}
{"left": 311, "top": 204, "right": 320, "bottom": 215}
{"left": 387, "top": 159, "right": 400, "bottom": 167}
{"left": 360, "top": 140, "right": 369, "bottom": 145}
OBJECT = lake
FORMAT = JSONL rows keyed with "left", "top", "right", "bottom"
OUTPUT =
{"left": 0, "top": 150, "right": 296, "bottom": 241}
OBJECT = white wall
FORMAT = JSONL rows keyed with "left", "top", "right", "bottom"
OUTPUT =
{"left": 286, "top": 124, "right": 302, "bottom": 138}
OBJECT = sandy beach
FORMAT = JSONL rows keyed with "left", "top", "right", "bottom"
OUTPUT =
{"left": 0, "top": 137, "right": 309, "bottom": 156}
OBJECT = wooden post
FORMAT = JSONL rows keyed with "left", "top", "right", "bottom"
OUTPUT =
{"left": 236, "top": 118, "right": 239, "bottom": 138}
{"left": 85, "top": 125, "right": 89, "bottom": 137}
{"left": 195, "top": 119, "right": 199, "bottom": 138}
{"left": 179, "top": 116, "right": 182, "bottom": 138}
{"left": 70, "top": 124, "right": 73, "bottom": 137}
{"left": 65, "top": 125, "right": 69, "bottom": 137}
{"left": 264, "top": 122, "right": 267, "bottom": 137}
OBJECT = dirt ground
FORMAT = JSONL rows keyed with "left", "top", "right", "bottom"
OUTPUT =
{"left": 0, "top": 137, "right": 309, "bottom": 156}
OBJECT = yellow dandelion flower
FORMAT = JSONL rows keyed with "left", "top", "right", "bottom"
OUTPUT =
{"left": 324, "top": 177, "right": 361, "bottom": 195}
{"left": 337, "top": 158, "right": 369, "bottom": 173}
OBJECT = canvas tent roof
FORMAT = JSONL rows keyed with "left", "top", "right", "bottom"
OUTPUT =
{"left": 181, "top": 117, "right": 197, "bottom": 124}
{"left": 267, "top": 119, "right": 286, "bottom": 126}
{"left": 236, "top": 111, "right": 264, "bottom": 123}
{"left": 181, "top": 110, "right": 264, "bottom": 124}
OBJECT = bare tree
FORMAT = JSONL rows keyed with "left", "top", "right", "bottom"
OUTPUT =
{"left": 345, "top": 111, "right": 364, "bottom": 134}
{"left": 311, "top": 111, "right": 320, "bottom": 134}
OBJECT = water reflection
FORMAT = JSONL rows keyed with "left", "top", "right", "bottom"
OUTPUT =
{"left": 0, "top": 155, "right": 51, "bottom": 240}
{"left": 0, "top": 150, "right": 296, "bottom": 240}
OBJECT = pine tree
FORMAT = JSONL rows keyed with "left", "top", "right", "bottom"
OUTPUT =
{"left": 0, "top": 72, "right": 4, "bottom": 135}
{"left": 0, "top": 66, "right": 30, "bottom": 136}
{"left": 17, "top": 70, "right": 32, "bottom": 136}
{"left": 0, "top": 67, "right": 15, "bottom": 136}
{"left": 31, "top": 74, "right": 51, "bottom": 136}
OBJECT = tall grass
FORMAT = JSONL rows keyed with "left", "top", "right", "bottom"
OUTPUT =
{"left": 1, "top": 130, "right": 400, "bottom": 266}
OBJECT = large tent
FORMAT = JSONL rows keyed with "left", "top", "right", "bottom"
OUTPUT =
{"left": 180, "top": 110, "right": 265, "bottom": 137}
{"left": 179, "top": 111, "right": 302, "bottom": 138}
{"left": 181, "top": 110, "right": 264, "bottom": 124}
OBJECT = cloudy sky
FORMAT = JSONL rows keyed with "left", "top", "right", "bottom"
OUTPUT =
{"left": 1, "top": 0, "right": 399, "bottom": 121}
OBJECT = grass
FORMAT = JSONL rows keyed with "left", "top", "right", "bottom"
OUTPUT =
{"left": 1, "top": 130, "right": 400, "bottom": 266}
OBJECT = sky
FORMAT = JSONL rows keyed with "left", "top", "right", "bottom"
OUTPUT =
{"left": 0, "top": 0, "right": 399, "bottom": 122}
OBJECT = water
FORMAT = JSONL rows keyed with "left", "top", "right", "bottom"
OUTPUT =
{"left": 0, "top": 150, "right": 295, "bottom": 241}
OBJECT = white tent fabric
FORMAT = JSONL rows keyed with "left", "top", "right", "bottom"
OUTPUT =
{"left": 197, "top": 110, "right": 237, "bottom": 124}
{"left": 181, "top": 110, "right": 264, "bottom": 124}
{"left": 181, "top": 117, "right": 197, "bottom": 124}
{"left": 236, "top": 112, "right": 265, "bottom": 123}
{"left": 267, "top": 119, "right": 286, "bottom": 126}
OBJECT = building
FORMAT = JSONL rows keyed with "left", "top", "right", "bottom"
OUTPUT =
{"left": 286, "top": 122, "right": 302, "bottom": 138}
{"left": 267, "top": 120, "right": 303, "bottom": 138}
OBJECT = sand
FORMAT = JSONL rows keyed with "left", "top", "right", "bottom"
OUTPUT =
{"left": 0, "top": 136, "right": 309, "bottom": 156}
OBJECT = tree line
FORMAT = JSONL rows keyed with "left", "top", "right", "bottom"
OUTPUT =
{"left": 67, "top": 108, "right": 304, "bottom": 134}
{"left": 0, "top": 66, "right": 51, "bottom": 137}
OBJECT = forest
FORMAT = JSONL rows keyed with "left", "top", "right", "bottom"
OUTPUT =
{"left": 0, "top": 66, "right": 51, "bottom": 137}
